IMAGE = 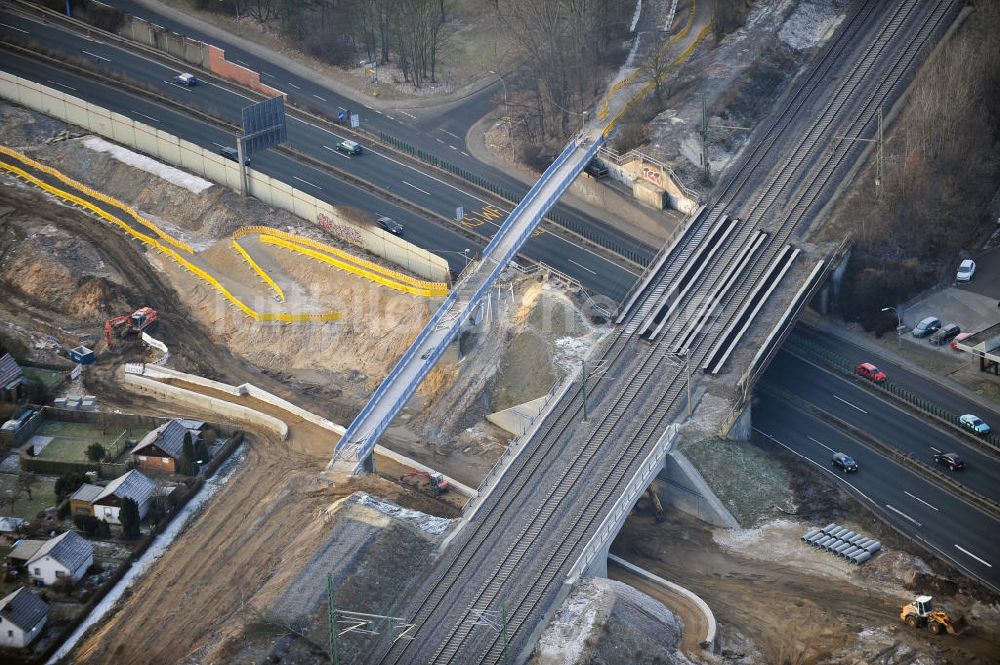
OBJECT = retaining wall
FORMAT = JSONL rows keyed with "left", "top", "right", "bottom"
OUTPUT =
{"left": 0, "top": 71, "right": 449, "bottom": 282}
{"left": 658, "top": 450, "right": 739, "bottom": 528}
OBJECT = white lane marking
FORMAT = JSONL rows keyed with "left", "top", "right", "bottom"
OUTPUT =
{"left": 212, "top": 142, "right": 228, "bottom": 149}
{"left": 293, "top": 176, "right": 321, "bottom": 189}
{"left": 82, "top": 50, "right": 110, "bottom": 62}
{"left": 133, "top": 111, "right": 159, "bottom": 123}
{"left": 375, "top": 109, "right": 384, "bottom": 115}
{"left": 165, "top": 81, "right": 193, "bottom": 92}
{"left": 235, "top": 59, "right": 250, "bottom": 67}
{"left": 930, "top": 446, "right": 943, "bottom": 453}
{"left": 442, "top": 129, "right": 462, "bottom": 141}
{"left": 885, "top": 504, "right": 922, "bottom": 526}
{"left": 435, "top": 137, "right": 445, "bottom": 144}
{"left": 753, "top": 428, "right": 873, "bottom": 502}
{"left": 402, "top": 180, "right": 431, "bottom": 196}
{"left": 397, "top": 110, "right": 417, "bottom": 119}
{"left": 287, "top": 82, "right": 301, "bottom": 90}
{"left": 833, "top": 395, "right": 868, "bottom": 414}
{"left": 955, "top": 544, "right": 992, "bottom": 568}
{"left": 47, "top": 80, "right": 77, "bottom": 91}
{"left": 322, "top": 145, "right": 349, "bottom": 159}
{"left": 462, "top": 151, "right": 471, "bottom": 157}
{"left": 904, "top": 491, "right": 938, "bottom": 511}
{"left": 569, "top": 259, "right": 597, "bottom": 275}
{"left": 1, "top": 22, "right": 29, "bottom": 34}
{"left": 807, "top": 435, "right": 836, "bottom": 453}
{"left": 386, "top": 115, "right": 395, "bottom": 121}
{"left": 450, "top": 145, "right": 458, "bottom": 150}
{"left": 313, "top": 94, "right": 327, "bottom": 102}
{"left": 261, "top": 71, "right": 275, "bottom": 78}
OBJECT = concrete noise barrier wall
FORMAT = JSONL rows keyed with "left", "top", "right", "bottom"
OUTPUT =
{"left": 0, "top": 71, "right": 449, "bottom": 283}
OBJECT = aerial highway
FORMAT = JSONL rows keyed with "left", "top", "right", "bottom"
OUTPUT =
{"left": 763, "top": 349, "right": 1000, "bottom": 503}
{"left": 753, "top": 394, "right": 1000, "bottom": 593}
{"left": 0, "top": 5, "right": 655, "bottom": 285}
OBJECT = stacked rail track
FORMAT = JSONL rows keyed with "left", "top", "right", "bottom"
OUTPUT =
{"left": 365, "top": 1, "right": 959, "bottom": 662}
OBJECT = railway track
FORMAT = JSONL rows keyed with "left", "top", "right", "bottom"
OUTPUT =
{"left": 369, "top": 1, "right": 958, "bottom": 662}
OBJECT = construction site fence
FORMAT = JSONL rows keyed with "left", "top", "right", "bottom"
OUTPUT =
{"left": 377, "top": 131, "right": 652, "bottom": 266}
{"left": 0, "top": 71, "right": 449, "bottom": 283}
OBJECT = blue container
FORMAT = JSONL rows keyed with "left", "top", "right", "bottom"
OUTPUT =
{"left": 70, "top": 345, "right": 95, "bottom": 365}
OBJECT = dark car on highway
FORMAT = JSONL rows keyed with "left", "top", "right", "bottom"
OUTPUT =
{"left": 377, "top": 216, "right": 404, "bottom": 235}
{"left": 219, "top": 147, "right": 250, "bottom": 165}
{"left": 832, "top": 452, "right": 859, "bottom": 473}
{"left": 930, "top": 323, "right": 961, "bottom": 345}
{"left": 933, "top": 452, "right": 965, "bottom": 470}
{"left": 912, "top": 316, "right": 941, "bottom": 338}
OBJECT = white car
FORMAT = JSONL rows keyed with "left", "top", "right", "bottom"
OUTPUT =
{"left": 956, "top": 259, "right": 976, "bottom": 282}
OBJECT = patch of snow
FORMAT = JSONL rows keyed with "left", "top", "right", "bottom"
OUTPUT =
{"left": 629, "top": 0, "right": 642, "bottom": 33}
{"left": 779, "top": 1, "right": 845, "bottom": 51}
{"left": 536, "top": 579, "right": 603, "bottom": 665}
{"left": 46, "top": 443, "right": 247, "bottom": 664}
{"left": 83, "top": 137, "right": 213, "bottom": 194}
{"left": 353, "top": 493, "right": 453, "bottom": 535}
{"left": 552, "top": 336, "right": 592, "bottom": 374}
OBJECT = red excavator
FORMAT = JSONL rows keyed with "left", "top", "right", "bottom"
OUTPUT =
{"left": 105, "top": 307, "right": 158, "bottom": 348}
{"left": 400, "top": 471, "right": 449, "bottom": 496}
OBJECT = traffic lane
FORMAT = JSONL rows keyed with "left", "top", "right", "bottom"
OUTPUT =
{"left": 753, "top": 396, "right": 1000, "bottom": 591}
{"left": 795, "top": 326, "right": 1000, "bottom": 426}
{"left": 2, "top": 53, "right": 638, "bottom": 296}
{"left": 0, "top": 12, "right": 646, "bottom": 291}
{"left": 764, "top": 351, "right": 1000, "bottom": 500}
{"left": 97, "top": 0, "right": 658, "bottom": 264}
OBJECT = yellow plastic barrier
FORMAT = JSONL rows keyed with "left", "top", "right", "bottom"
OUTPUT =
{"left": 259, "top": 235, "right": 449, "bottom": 297}
{"left": 232, "top": 239, "right": 286, "bottom": 302}
{"left": 0, "top": 145, "right": 193, "bottom": 255}
{"left": 0, "top": 158, "right": 339, "bottom": 323}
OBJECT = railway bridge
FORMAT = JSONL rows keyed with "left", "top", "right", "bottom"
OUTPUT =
{"left": 334, "top": 1, "right": 961, "bottom": 662}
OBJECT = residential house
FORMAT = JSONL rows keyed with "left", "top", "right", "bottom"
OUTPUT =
{"left": 7, "top": 540, "right": 44, "bottom": 575}
{"left": 0, "top": 354, "right": 23, "bottom": 403}
{"left": 26, "top": 531, "right": 93, "bottom": 587}
{"left": 91, "top": 470, "right": 156, "bottom": 525}
{"left": 0, "top": 588, "right": 48, "bottom": 648}
{"left": 69, "top": 483, "right": 103, "bottom": 518}
{"left": 132, "top": 419, "right": 206, "bottom": 474}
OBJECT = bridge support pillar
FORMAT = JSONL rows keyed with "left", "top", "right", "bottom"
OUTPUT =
{"left": 584, "top": 540, "right": 612, "bottom": 578}
{"left": 657, "top": 451, "right": 739, "bottom": 528}
{"left": 325, "top": 451, "right": 373, "bottom": 477}
{"left": 725, "top": 403, "right": 752, "bottom": 441}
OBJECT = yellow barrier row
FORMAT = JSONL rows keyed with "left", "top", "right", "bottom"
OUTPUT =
{"left": 259, "top": 235, "right": 449, "bottom": 297}
{"left": 231, "top": 238, "right": 286, "bottom": 302}
{"left": 0, "top": 145, "right": 193, "bottom": 255}
{"left": 598, "top": 0, "right": 700, "bottom": 123}
{"left": 0, "top": 158, "right": 339, "bottom": 323}
{"left": 234, "top": 226, "right": 447, "bottom": 290}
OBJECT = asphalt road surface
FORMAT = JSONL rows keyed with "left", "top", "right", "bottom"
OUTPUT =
{"left": 0, "top": 5, "right": 654, "bottom": 286}
{"left": 753, "top": 394, "right": 1000, "bottom": 593}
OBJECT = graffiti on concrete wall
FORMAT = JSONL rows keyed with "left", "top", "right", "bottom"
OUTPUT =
{"left": 641, "top": 164, "right": 663, "bottom": 188}
{"left": 318, "top": 212, "right": 364, "bottom": 247}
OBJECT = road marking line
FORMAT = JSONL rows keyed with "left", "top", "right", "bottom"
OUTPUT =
{"left": 212, "top": 142, "right": 228, "bottom": 149}
{"left": 450, "top": 145, "right": 458, "bottom": 150}
{"left": 436, "top": 137, "right": 445, "bottom": 144}
{"left": 235, "top": 59, "right": 250, "bottom": 66}
{"left": 47, "top": 80, "right": 77, "bottom": 91}
{"left": 261, "top": 70, "right": 275, "bottom": 78}
{"left": 133, "top": 111, "right": 159, "bottom": 123}
{"left": 930, "top": 446, "right": 943, "bottom": 453}
{"left": 807, "top": 435, "right": 836, "bottom": 453}
{"left": 386, "top": 115, "right": 395, "bottom": 121}
{"left": 1, "top": 22, "right": 29, "bottom": 34}
{"left": 322, "top": 145, "right": 349, "bottom": 158}
{"left": 402, "top": 180, "right": 431, "bottom": 196}
{"left": 82, "top": 50, "right": 110, "bottom": 62}
{"left": 287, "top": 82, "right": 301, "bottom": 90}
{"left": 442, "top": 129, "right": 462, "bottom": 141}
{"left": 833, "top": 395, "right": 867, "bottom": 414}
{"left": 569, "top": 259, "right": 597, "bottom": 275}
{"left": 165, "top": 81, "right": 193, "bottom": 92}
{"left": 885, "top": 504, "right": 922, "bottom": 527}
{"left": 904, "top": 491, "right": 938, "bottom": 511}
{"left": 293, "top": 176, "right": 321, "bottom": 189}
{"left": 313, "top": 94, "right": 327, "bottom": 102}
{"left": 462, "top": 151, "right": 471, "bottom": 157}
{"left": 955, "top": 544, "right": 992, "bottom": 567}
{"left": 398, "top": 110, "right": 417, "bottom": 119}
{"left": 375, "top": 109, "right": 384, "bottom": 115}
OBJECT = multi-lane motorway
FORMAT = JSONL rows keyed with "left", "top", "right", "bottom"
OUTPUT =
{"left": 756, "top": 345, "right": 1000, "bottom": 592}
{"left": 0, "top": 5, "right": 649, "bottom": 298}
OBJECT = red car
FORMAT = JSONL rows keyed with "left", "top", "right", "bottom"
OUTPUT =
{"left": 951, "top": 332, "right": 972, "bottom": 350}
{"left": 855, "top": 362, "right": 886, "bottom": 382}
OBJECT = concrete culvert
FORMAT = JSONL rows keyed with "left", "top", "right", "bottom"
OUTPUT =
{"left": 841, "top": 546, "right": 862, "bottom": 559}
{"left": 806, "top": 532, "right": 825, "bottom": 545}
{"left": 852, "top": 551, "right": 872, "bottom": 565}
{"left": 833, "top": 542, "right": 853, "bottom": 555}
{"left": 821, "top": 522, "right": 839, "bottom": 534}
{"left": 864, "top": 540, "right": 882, "bottom": 554}
{"left": 840, "top": 530, "right": 857, "bottom": 541}
{"left": 802, "top": 528, "right": 821, "bottom": 542}
{"left": 848, "top": 533, "right": 867, "bottom": 545}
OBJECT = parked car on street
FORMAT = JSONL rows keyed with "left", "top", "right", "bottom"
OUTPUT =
{"left": 377, "top": 216, "right": 404, "bottom": 235}
{"left": 959, "top": 414, "right": 991, "bottom": 435}
{"left": 933, "top": 452, "right": 965, "bottom": 470}
{"left": 832, "top": 452, "right": 859, "bottom": 473}
{"left": 930, "top": 323, "right": 961, "bottom": 346}
{"left": 855, "top": 362, "right": 887, "bottom": 382}
{"left": 956, "top": 259, "right": 976, "bottom": 282}
{"left": 951, "top": 332, "right": 973, "bottom": 350}
{"left": 912, "top": 316, "right": 941, "bottom": 338}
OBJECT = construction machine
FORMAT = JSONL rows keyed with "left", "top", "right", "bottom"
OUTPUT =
{"left": 400, "top": 471, "right": 449, "bottom": 497}
{"left": 105, "top": 307, "right": 158, "bottom": 348}
{"left": 900, "top": 595, "right": 965, "bottom": 635}
{"left": 646, "top": 487, "right": 665, "bottom": 523}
